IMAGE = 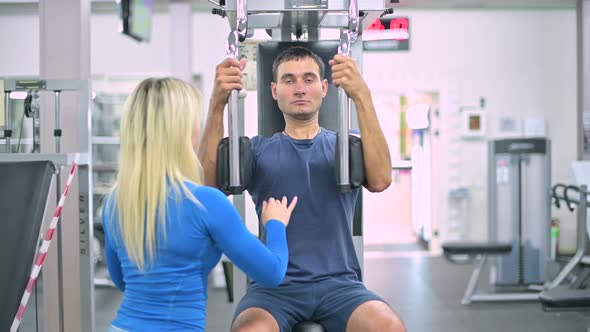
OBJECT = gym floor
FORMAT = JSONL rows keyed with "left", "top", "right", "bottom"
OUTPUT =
{"left": 20, "top": 250, "right": 590, "bottom": 332}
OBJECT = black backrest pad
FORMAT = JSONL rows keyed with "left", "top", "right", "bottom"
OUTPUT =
{"left": 0, "top": 161, "right": 54, "bottom": 332}
{"left": 257, "top": 41, "right": 339, "bottom": 136}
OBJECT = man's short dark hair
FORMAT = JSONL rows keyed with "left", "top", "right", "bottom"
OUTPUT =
{"left": 272, "top": 46, "right": 325, "bottom": 82}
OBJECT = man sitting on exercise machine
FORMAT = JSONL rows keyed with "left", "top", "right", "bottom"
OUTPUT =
{"left": 199, "top": 46, "right": 406, "bottom": 332}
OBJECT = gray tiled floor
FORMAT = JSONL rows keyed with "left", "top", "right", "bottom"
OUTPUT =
{"left": 18, "top": 252, "right": 590, "bottom": 332}
{"left": 365, "top": 255, "right": 590, "bottom": 332}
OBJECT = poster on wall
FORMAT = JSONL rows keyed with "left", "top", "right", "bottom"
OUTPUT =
{"left": 459, "top": 106, "right": 486, "bottom": 139}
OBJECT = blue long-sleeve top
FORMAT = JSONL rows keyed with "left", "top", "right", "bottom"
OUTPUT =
{"left": 102, "top": 183, "right": 288, "bottom": 331}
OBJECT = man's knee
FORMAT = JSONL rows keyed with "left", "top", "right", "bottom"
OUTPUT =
{"left": 231, "top": 307, "right": 279, "bottom": 332}
{"left": 366, "top": 308, "right": 405, "bottom": 332}
{"left": 347, "top": 300, "right": 406, "bottom": 332}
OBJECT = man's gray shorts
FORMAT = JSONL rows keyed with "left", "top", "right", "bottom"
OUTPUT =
{"left": 233, "top": 277, "right": 386, "bottom": 332}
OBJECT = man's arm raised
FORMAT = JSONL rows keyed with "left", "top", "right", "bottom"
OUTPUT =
{"left": 198, "top": 57, "right": 247, "bottom": 187}
{"left": 330, "top": 54, "right": 392, "bottom": 192}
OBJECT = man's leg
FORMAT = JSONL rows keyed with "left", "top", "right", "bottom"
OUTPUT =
{"left": 312, "top": 278, "right": 405, "bottom": 332}
{"left": 231, "top": 284, "right": 314, "bottom": 332}
{"left": 346, "top": 300, "right": 405, "bottom": 332}
{"left": 232, "top": 307, "right": 279, "bottom": 332}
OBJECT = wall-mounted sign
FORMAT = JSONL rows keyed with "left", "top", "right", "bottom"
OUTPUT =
{"left": 363, "top": 17, "right": 410, "bottom": 51}
{"left": 460, "top": 107, "right": 487, "bottom": 139}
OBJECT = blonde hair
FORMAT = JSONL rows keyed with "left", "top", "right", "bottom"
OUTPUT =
{"left": 106, "top": 77, "right": 204, "bottom": 270}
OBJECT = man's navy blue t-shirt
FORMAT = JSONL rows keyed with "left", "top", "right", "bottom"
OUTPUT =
{"left": 248, "top": 128, "right": 361, "bottom": 285}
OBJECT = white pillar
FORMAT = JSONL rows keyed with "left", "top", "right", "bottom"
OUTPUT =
{"left": 39, "top": 1, "right": 93, "bottom": 332}
{"left": 170, "top": 0, "right": 193, "bottom": 83}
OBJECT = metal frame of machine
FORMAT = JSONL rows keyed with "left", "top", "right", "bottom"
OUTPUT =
{"left": 1, "top": 79, "right": 94, "bottom": 332}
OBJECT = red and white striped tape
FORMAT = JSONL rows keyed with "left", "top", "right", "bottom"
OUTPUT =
{"left": 10, "top": 153, "right": 80, "bottom": 332}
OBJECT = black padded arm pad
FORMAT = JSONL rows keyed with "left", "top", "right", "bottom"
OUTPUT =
{"left": 334, "top": 134, "right": 365, "bottom": 192}
{"left": 216, "top": 136, "right": 252, "bottom": 195}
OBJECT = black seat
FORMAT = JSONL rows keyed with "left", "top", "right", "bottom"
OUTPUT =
{"left": 442, "top": 241, "right": 512, "bottom": 256}
{"left": 292, "top": 321, "right": 325, "bottom": 332}
{"left": 540, "top": 287, "right": 590, "bottom": 311}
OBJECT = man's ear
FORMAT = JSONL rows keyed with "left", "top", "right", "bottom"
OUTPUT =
{"left": 322, "top": 79, "right": 328, "bottom": 98}
{"left": 271, "top": 82, "right": 278, "bottom": 100}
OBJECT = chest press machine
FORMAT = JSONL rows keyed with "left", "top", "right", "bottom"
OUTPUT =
{"left": 213, "top": 0, "right": 398, "bottom": 330}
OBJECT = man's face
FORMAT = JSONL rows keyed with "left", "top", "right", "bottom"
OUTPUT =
{"left": 271, "top": 57, "right": 328, "bottom": 120}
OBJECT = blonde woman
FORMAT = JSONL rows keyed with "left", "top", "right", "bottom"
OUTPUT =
{"left": 102, "top": 78, "right": 297, "bottom": 332}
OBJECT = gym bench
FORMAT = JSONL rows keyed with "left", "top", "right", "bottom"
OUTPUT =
{"left": 442, "top": 242, "right": 539, "bottom": 304}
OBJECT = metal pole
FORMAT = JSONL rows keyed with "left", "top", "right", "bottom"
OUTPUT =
{"left": 336, "top": 41, "right": 351, "bottom": 191}
{"left": 33, "top": 91, "right": 41, "bottom": 153}
{"left": 4, "top": 91, "right": 11, "bottom": 153}
{"left": 517, "top": 156, "right": 524, "bottom": 285}
{"left": 336, "top": 0, "right": 358, "bottom": 192}
{"left": 54, "top": 90, "right": 65, "bottom": 332}
{"left": 580, "top": 185, "right": 588, "bottom": 251}
{"left": 55, "top": 91, "right": 61, "bottom": 153}
{"left": 226, "top": 31, "right": 241, "bottom": 192}
{"left": 226, "top": 0, "right": 247, "bottom": 193}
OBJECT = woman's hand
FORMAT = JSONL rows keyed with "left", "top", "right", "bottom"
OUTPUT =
{"left": 261, "top": 196, "right": 298, "bottom": 227}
